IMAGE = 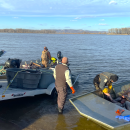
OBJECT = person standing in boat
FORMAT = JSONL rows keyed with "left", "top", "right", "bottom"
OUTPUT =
{"left": 53, "top": 57, "right": 76, "bottom": 114}
{"left": 93, "top": 72, "right": 118, "bottom": 94}
{"left": 41, "top": 47, "right": 51, "bottom": 68}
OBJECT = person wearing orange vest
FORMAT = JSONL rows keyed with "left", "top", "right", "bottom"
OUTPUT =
{"left": 41, "top": 47, "right": 51, "bottom": 68}
{"left": 53, "top": 57, "right": 75, "bottom": 114}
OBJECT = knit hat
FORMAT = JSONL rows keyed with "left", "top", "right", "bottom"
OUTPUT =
{"left": 110, "top": 75, "right": 118, "bottom": 82}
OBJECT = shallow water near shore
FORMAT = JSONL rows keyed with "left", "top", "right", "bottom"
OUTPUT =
{"left": 0, "top": 33, "right": 130, "bottom": 130}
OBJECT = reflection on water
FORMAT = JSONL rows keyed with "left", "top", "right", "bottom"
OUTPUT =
{"left": 0, "top": 33, "right": 130, "bottom": 129}
{"left": 55, "top": 115, "right": 68, "bottom": 130}
{"left": 73, "top": 116, "right": 106, "bottom": 130}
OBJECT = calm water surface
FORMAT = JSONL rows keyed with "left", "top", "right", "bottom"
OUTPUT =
{"left": 0, "top": 33, "right": 130, "bottom": 130}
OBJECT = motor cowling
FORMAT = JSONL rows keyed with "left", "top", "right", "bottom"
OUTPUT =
{"left": 57, "top": 51, "right": 63, "bottom": 63}
{"left": 4, "top": 58, "right": 22, "bottom": 69}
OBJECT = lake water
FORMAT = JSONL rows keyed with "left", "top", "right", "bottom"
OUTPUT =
{"left": 0, "top": 33, "right": 130, "bottom": 130}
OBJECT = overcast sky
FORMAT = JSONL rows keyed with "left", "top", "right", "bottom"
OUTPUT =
{"left": 0, "top": 0, "right": 130, "bottom": 31}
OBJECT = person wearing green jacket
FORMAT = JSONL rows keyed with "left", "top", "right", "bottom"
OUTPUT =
{"left": 93, "top": 72, "right": 118, "bottom": 92}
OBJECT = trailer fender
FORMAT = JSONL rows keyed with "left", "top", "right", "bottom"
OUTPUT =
{"left": 46, "top": 82, "right": 55, "bottom": 95}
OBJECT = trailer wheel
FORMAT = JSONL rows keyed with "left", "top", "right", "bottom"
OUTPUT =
{"left": 50, "top": 87, "right": 58, "bottom": 99}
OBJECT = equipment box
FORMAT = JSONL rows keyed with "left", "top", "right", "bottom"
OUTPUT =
{"left": 38, "top": 69, "right": 55, "bottom": 89}
{"left": 6, "top": 68, "right": 41, "bottom": 89}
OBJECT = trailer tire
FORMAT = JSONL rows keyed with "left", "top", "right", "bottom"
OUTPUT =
{"left": 50, "top": 87, "right": 57, "bottom": 99}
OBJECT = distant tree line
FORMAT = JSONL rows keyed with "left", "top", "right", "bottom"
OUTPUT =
{"left": 0, "top": 29, "right": 56, "bottom": 34}
{"left": 57, "top": 31, "right": 106, "bottom": 34}
{"left": 108, "top": 28, "right": 130, "bottom": 35}
{"left": 0, "top": 28, "right": 107, "bottom": 34}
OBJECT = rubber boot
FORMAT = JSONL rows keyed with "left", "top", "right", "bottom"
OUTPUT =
{"left": 58, "top": 107, "right": 63, "bottom": 114}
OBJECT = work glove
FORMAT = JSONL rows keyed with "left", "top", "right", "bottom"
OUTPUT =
{"left": 115, "top": 109, "right": 125, "bottom": 115}
{"left": 70, "top": 86, "right": 76, "bottom": 94}
{"left": 49, "top": 60, "right": 51, "bottom": 64}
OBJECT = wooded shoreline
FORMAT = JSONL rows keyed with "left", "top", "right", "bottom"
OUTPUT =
{"left": 0, "top": 29, "right": 106, "bottom": 34}
{"left": 0, "top": 28, "right": 130, "bottom": 35}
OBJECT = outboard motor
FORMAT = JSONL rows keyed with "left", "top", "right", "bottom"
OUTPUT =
{"left": 4, "top": 58, "right": 22, "bottom": 69}
{"left": 57, "top": 51, "right": 63, "bottom": 64}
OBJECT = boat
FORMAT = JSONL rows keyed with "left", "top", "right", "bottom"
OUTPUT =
{"left": 0, "top": 54, "right": 78, "bottom": 101}
{"left": 0, "top": 67, "right": 58, "bottom": 101}
{"left": 69, "top": 81, "right": 130, "bottom": 130}
{"left": 0, "top": 55, "right": 59, "bottom": 101}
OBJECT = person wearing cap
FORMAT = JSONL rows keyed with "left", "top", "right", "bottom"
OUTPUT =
{"left": 93, "top": 72, "right": 118, "bottom": 95}
{"left": 53, "top": 57, "right": 76, "bottom": 114}
{"left": 41, "top": 47, "right": 51, "bottom": 68}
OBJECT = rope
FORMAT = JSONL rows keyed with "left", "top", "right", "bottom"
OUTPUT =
{"left": 0, "top": 68, "right": 6, "bottom": 75}
{"left": 73, "top": 74, "right": 80, "bottom": 86}
{"left": 0, "top": 69, "right": 6, "bottom": 72}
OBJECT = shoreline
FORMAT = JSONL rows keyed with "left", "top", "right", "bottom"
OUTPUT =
{"left": 107, "top": 33, "right": 129, "bottom": 35}
{"left": 0, "top": 32, "right": 130, "bottom": 35}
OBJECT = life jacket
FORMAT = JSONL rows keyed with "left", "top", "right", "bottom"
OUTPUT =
{"left": 51, "top": 57, "right": 57, "bottom": 63}
{"left": 41, "top": 50, "right": 49, "bottom": 61}
{"left": 103, "top": 83, "right": 112, "bottom": 93}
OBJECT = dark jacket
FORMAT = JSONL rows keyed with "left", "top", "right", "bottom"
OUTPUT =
{"left": 99, "top": 72, "right": 117, "bottom": 90}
